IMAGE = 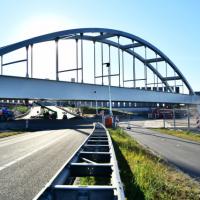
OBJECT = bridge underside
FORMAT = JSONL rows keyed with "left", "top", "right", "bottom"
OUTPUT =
{"left": 0, "top": 76, "right": 199, "bottom": 104}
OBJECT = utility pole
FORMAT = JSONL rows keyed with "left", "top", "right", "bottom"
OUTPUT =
{"left": 104, "top": 62, "right": 113, "bottom": 116}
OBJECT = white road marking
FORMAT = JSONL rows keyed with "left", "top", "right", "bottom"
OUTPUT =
{"left": 0, "top": 133, "right": 68, "bottom": 172}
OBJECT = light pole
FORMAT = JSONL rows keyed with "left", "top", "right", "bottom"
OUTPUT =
{"left": 94, "top": 91, "right": 98, "bottom": 115}
{"left": 104, "top": 62, "right": 113, "bottom": 116}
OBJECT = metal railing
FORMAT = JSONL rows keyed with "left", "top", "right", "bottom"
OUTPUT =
{"left": 33, "top": 123, "right": 125, "bottom": 200}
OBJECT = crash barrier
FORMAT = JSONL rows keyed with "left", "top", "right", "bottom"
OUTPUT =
{"left": 34, "top": 123, "right": 125, "bottom": 200}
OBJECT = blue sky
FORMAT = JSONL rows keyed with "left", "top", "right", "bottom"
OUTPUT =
{"left": 0, "top": 0, "right": 200, "bottom": 91}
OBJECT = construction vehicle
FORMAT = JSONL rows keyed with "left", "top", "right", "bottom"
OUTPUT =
{"left": 0, "top": 107, "right": 14, "bottom": 121}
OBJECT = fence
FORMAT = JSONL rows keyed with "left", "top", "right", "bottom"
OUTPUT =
{"left": 162, "top": 105, "right": 200, "bottom": 131}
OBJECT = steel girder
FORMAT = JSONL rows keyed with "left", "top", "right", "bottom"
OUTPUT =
{"left": 0, "top": 28, "right": 194, "bottom": 94}
{"left": 0, "top": 75, "right": 199, "bottom": 104}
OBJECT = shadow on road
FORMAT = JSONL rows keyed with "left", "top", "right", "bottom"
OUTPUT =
{"left": 74, "top": 128, "right": 92, "bottom": 136}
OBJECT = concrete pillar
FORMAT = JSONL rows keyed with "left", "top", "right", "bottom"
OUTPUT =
{"left": 113, "top": 101, "right": 118, "bottom": 108}
{"left": 119, "top": 101, "right": 123, "bottom": 108}
{"left": 103, "top": 101, "right": 107, "bottom": 108}
{"left": 187, "top": 104, "right": 190, "bottom": 131}
{"left": 124, "top": 102, "right": 129, "bottom": 108}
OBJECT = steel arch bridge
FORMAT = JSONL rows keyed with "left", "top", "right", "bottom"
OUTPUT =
{"left": 0, "top": 28, "right": 199, "bottom": 104}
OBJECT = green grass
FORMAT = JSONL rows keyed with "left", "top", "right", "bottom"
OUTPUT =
{"left": 14, "top": 105, "right": 29, "bottom": 114}
{"left": 4, "top": 105, "right": 29, "bottom": 114}
{"left": 109, "top": 128, "right": 200, "bottom": 200}
{"left": 152, "top": 128, "right": 200, "bottom": 143}
{"left": 81, "top": 106, "right": 131, "bottom": 115}
{"left": 79, "top": 177, "right": 110, "bottom": 186}
{"left": 0, "top": 131, "right": 23, "bottom": 138}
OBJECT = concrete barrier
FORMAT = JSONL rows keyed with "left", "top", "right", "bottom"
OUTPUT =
{"left": 0, "top": 117, "right": 93, "bottom": 131}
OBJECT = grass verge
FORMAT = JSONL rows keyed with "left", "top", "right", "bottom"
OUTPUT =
{"left": 109, "top": 128, "right": 200, "bottom": 200}
{"left": 0, "top": 131, "right": 23, "bottom": 138}
{"left": 152, "top": 128, "right": 200, "bottom": 143}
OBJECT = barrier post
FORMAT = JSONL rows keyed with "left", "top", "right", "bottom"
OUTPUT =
{"left": 25, "top": 119, "right": 29, "bottom": 129}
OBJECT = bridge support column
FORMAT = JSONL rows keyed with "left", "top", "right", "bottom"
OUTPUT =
{"left": 156, "top": 54, "right": 159, "bottom": 91}
{"left": 26, "top": 46, "right": 29, "bottom": 78}
{"left": 187, "top": 104, "right": 190, "bottom": 131}
{"left": 119, "top": 101, "right": 124, "bottom": 108}
{"left": 101, "top": 36, "right": 104, "bottom": 85}
{"left": 81, "top": 33, "right": 84, "bottom": 83}
{"left": 173, "top": 105, "right": 176, "bottom": 129}
{"left": 144, "top": 46, "right": 147, "bottom": 89}
{"left": 55, "top": 39, "right": 59, "bottom": 81}
{"left": 122, "top": 51, "right": 124, "bottom": 87}
{"left": 113, "top": 101, "right": 118, "bottom": 108}
{"left": 93, "top": 41, "right": 96, "bottom": 84}
{"left": 76, "top": 39, "right": 79, "bottom": 82}
{"left": 102, "top": 101, "right": 107, "bottom": 108}
{"left": 0, "top": 56, "right": 2, "bottom": 75}
{"left": 132, "top": 40, "right": 136, "bottom": 88}
{"left": 117, "top": 36, "right": 121, "bottom": 87}
{"left": 124, "top": 102, "right": 129, "bottom": 108}
{"left": 31, "top": 44, "right": 33, "bottom": 78}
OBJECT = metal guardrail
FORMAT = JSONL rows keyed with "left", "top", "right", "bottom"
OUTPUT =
{"left": 33, "top": 123, "right": 125, "bottom": 200}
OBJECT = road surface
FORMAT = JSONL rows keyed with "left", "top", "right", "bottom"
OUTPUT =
{"left": 120, "top": 122, "right": 200, "bottom": 180}
{"left": 0, "top": 125, "right": 92, "bottom": 200}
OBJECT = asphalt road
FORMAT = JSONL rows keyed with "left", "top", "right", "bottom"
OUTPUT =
{"left": 0, "top": 125, "right": 92, "bottom": 200}
{"left": 120, "top": 122, "right": 200, "bottom": 180}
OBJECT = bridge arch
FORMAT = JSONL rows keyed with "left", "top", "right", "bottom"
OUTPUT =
{"left": 0, "top": 28, "right": 194, "bottom": 95}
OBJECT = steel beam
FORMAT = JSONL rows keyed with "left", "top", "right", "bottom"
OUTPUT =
{"left": 145, "top": 57, "right": 164, "bottom": 63}
{"left": 71, "top": 35, "right": 173, "bottom": 92}
{"left": 81, "top": 34, "right": 84, "bottom": 83}
{"left": 122, "top": 42, "right": 143, "bottom": 49}
{"left": 95, "top": 73, "right": 119, "bottom": 78}
{"left": 163, "top": 76, "right": 181, "bottom": 81}
{"left": 58, "top": 68, "right": 82, "bottom": 73}
{"left": 2, "top": 59, "right": 27, "bottom": 66}
{"left": 33, "top": 123, "right": 125, "bottom": 200}
{"left": 117, "top": 36, "right": 121, "bottom": 87}
{"left": 53, "top": 185, "right": 115, "bottom": 200}
{"left": 31, "top": 44, "right": 33, "bottom": 78}
{"left": 0, "top": 56, "right": 2, "bottom": 75}
{"left": 0, "top": 75, "right": 199, "bottom": 104}
{"left": 55, "top": 39, "right": 59, "bottom": 81}
{"left": 144, "top": 47, "right": 147, "bottom": 89}
{"left": 132, "top": 41, "right": 136, "bottom": 88}
{"left": 76, "top": 39, "right": 79, "bottom": 82}
{"left": 101, "top": 40, "right": 104, "bottom": 85}
{"left": 26, "top": 46, "right": 29, "bottom": 78}
{"left": 94, "top": 33, "right": 114, "bottom": 41}
{"left": 93, "top": 41, "right": 96, "bottom": 84}
{"left": 122, "top": 51, "right": 124, "bottom": 87}
{"left": 0, "top": 28, "right": 194, "bottom": 94}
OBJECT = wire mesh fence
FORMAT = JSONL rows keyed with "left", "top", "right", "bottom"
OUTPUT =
{"left": 163, "top": 105, "right": 200, "bottom": 131}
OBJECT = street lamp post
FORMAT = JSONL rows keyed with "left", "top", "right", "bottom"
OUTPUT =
{"left": 104, "top": 62, "right": 113, "bottom": 116}
{"left": 94, "top": 91, "right": 98, "bottom": 115}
